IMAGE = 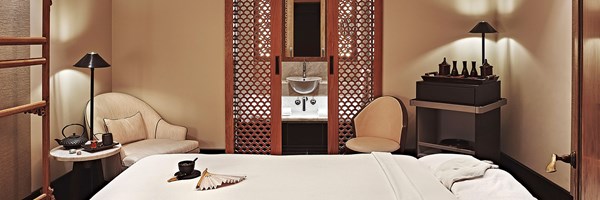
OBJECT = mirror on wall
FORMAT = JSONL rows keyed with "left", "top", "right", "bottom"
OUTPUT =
{"left": 283, "top": 0, "right": 326, "bottom": 60}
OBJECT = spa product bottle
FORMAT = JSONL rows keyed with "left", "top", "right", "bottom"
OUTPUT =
{"left": 451, "top": 61, "right": 459, "bottom": 76}
{"left": 469, "top": 61, "right": 478, "bottom": 77}
{"left": 461, "top": 61, "right": 469, "bottom": 77}
{"left": 480, "top": 59, "right": 494, "bottom": 77}
{"left": 438, "top": 57, "right": 450, "bottom": 76}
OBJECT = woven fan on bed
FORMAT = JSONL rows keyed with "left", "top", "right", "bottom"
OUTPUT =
{"left": 196, "top": 168, "right": 246, "bottom": 191}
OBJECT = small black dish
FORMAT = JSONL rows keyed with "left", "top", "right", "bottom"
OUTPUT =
{"left": 174, "top": 170, "right": 201, "bottom": 180}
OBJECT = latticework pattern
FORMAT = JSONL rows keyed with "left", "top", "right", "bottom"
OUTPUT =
{"left": 336, "top": 0, "right": 377, "bottom": 150}
{"left": 232, "top": 0, "right": 273, "bottom": 154}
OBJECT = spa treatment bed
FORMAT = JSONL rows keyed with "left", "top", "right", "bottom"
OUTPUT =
{"left": 91, "top": 153, "right": 535, "bottom": 200}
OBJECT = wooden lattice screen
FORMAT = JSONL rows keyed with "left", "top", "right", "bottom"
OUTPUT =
{"left": 226, "top": 0, "right": 282, "bottom": 154}
{"left": 328, "top": 0, "right": 382, "bottom": 153}
{"left": 226, "top": 0, "right": 378, "bottom": 154}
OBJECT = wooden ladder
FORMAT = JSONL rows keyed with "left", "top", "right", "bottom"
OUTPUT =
{"left": 0, "top": 0, "right": 53, "bottom": 199}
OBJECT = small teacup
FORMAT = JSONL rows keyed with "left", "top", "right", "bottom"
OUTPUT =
{"left": 178, "top": 160, "right": 195, "bottom": 176}
{"left": 102, "top": 133, "right": 113, "bottom": 146}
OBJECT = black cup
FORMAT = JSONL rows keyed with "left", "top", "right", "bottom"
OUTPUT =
{"left": 178, "top": 160, "right": 195, "bottom": 176}
{"left": 102, "top": 133, "right": 113, "bottom": 146}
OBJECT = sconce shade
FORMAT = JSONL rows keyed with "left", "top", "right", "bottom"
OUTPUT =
{"left": 469, "top": 21, "right": 498, "bottom": 33}
{"left": 73, "top": 52, "right": 111, "bottom": 68}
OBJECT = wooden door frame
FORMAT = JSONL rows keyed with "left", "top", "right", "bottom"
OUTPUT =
{"left": 326, "top": 0, "right": 339, "bottom": 154}
{"left": 571, "top": 0, "right": 581, "bottom": 199}
{"left": 271, "top": 0, "right": 283, "bottom": 155}
{"left": 225, "top": 0, "right": 234, "bottom": 154}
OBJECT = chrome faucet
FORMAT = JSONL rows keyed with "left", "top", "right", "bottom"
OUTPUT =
{"left": 302, "top": 96, "right": 308, "bottom": 111}
{"left": 302, "top": 61, "right": 307, "bottom": 79}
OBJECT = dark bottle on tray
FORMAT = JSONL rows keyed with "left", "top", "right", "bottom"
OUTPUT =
{"left": 480, "top": 59, "right": 494, "bottom": 77}
{"left": 438, "top": 57, "right": 450, "bottom": 76}
{"left": 461, "top": 61, "right": 469, "bottom": 76}
{"left": 469, "top": 61, "right": 478, "bottom": 77}
{"left": 451, "top": 60, "right": 459, "bottom": 76}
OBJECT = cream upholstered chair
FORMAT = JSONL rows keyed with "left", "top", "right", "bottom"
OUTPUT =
{"left": 86, "top": 92, "right": 199, "bottom": 167}
{"left": 344, "top": 96, "right": 408, "bottom": 153}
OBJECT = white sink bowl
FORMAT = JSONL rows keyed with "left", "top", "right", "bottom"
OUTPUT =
{"left": 286, "top": 77, "right": 322, "bottom": 94}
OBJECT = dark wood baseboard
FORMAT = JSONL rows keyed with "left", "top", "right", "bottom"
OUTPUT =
{"left": 499, "top": 152, "right": 572, "bottom": 200}
{"left": 199, "top": 149, "right": 226, "bottom": 154}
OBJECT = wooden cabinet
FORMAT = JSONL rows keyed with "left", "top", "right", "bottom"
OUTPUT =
{"left": 411, "top": 81, "right": 506, "bottom": 161}
{"left": 282, "top": 122, "right": 327, "bottom": 155}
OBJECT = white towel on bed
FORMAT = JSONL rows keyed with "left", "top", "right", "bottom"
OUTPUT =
{"left": 433, "top": 156, "right": 492, "bottom": 189}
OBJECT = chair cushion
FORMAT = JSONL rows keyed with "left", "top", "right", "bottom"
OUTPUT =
{"left": 121, "top": 139, "right": 199, "bottom": 167}
{"left": 345, "top": 137, "right": 400, "bottom": 153}
{"left": 104, "top": 112, "right": 147, "bottom": 145}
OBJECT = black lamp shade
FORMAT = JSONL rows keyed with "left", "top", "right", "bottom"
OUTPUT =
{"left": 73, "top": 52, "right": 111, "bottom": 68}
{"left": 469, "top": 21, "right": 498, "bottom": 33}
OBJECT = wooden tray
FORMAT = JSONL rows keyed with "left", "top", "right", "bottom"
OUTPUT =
{"left": 421, "top": 75, "right": 498, "bottom": 85}
{"left": 83, "top": 142, "right": 119, "bottom": 153}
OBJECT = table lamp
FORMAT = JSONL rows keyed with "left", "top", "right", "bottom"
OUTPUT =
{"left": 469, "top": 21, "right": 498, "bottom": 64}
{"left": 73, "top": 52, "right": 111, "bottom": 140}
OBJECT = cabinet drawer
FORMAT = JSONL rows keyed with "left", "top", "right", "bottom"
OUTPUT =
{"left": 416, "top": 81, "right": 500, "bottom": 106}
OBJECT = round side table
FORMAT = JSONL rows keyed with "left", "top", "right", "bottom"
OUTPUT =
{"left": 50, "top": 144, "right": 121, "bottom": 199}
{"left": 50, "top": 144, "right": 121, "bottom": 162}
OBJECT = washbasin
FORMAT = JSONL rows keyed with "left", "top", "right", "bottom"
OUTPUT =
{"left": 286, "top": 77, "right": 322, "bottom": 94}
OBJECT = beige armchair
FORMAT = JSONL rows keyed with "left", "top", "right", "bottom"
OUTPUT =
{"left": 344, "top": 96, "right": 408, "bottom": 153}
{"left": 86, "top": 92, "right": 199, "bottom": 167}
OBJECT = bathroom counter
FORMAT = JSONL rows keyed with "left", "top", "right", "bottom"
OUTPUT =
{"left": 282, "top": 115, "right": 327, "bottom": 122}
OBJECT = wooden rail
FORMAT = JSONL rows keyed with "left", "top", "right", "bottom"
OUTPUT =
{"left": 0, "top": 58, "right": 46, "bottom": 69}
{"left": 0, "top": 101, "right": 46, "bottom": 118}
{"left": 0, "top": 1, "right": 54, "bottom": 198}
{"left": 0, "top": 37, "right": 47, "bottom": 45}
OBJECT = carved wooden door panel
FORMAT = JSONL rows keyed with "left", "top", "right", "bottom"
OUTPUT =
{"left": 226, "top": 0, "right": 282, "bottom": 154}
{"left": 327, "top": 0, "right": 382, "bottom": 153}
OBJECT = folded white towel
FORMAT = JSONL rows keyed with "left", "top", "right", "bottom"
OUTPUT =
{"left": 434, "top": 156, "right": 492, "bottom": 189}
{"left": 282, "top": 107, "right": 292, "bottom": 116}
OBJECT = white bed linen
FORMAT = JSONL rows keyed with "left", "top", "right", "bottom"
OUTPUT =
{"left": 92, "top": 153, "right": 457, "bottom": 200}
{"left": 419, "top": 154, "right": 536, "bottom": 200}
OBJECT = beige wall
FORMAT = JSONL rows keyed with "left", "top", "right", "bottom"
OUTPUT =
{"left": 111, "top": 0, "right": 225, "bottom": 148}
{"left": 496, "top": 0, "right": 572, "bottom": 189}
{"left": 29, "top": 0, "right": 112, "bottom": 191}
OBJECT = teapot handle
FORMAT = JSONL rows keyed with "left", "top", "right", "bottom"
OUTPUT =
{"left": 61, "top": 123, "right": 87, "bottom": 138}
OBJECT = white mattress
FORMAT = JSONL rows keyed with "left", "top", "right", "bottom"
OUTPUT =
{"left": 92, "top": 153, "right": 534, "bottom": 200}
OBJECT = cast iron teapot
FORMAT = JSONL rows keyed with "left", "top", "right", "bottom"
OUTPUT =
{"left": 55, "top": 124, "right": 88, "bottom": 149}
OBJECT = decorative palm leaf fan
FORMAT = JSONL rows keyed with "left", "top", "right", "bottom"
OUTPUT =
{"left": 196, "top": 168, "right": 246, "bottom": 191}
